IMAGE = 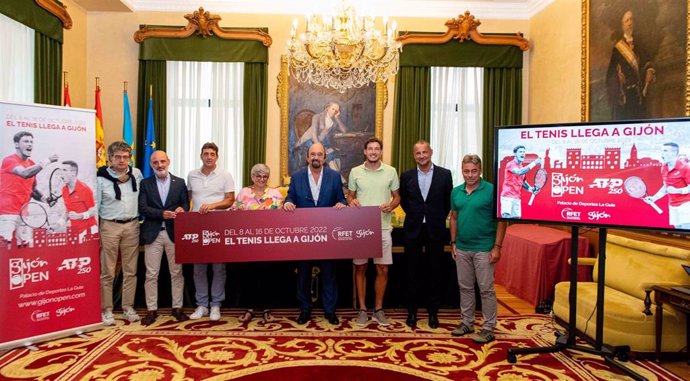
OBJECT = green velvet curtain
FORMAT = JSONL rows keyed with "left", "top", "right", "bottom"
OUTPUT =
{"left": 482, "top": 68, "right": 522, "bottom": 182}
{"left": 392, "top": 66, "right": 430, "bottom": 173}
{"left": 392, "top": 38, "right": 523, "bottom": 177}
{"left": 0, "top": 0, "right": 63, "bottom": 42}
{"left": 243, "top": 63, "right": 267, "bottom": 186}
{"left": 135, "top": 60, "right": 166, "bottom": 167}
{"left": 34, "top": 33, "right": 62, "bottom": 105}
{"left": 136, "top": 32, "right": 269, "bottom": 178}
{"left": 1, "top": 0, "right": 64, "bottom": 106}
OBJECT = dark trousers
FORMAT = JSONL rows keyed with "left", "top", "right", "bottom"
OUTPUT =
{"left": 296, "top": 260, "right": 337, "bottom": 313}
{"left": 405, "top": 224, "right": 443, "bottom": 314}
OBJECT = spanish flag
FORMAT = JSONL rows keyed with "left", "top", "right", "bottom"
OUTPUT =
{"left": 63, "top": 83, "right": 71, "bottom": 107}
{"left": 95, "top": 85, "right": 107, "bottom": 167}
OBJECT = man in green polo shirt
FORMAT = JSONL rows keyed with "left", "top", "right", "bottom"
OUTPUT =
{"left": 348, "top": 137, "right": 400, "bottom": 327}
{"left": 449, "top": 154, "right": 506, "bottom": 344}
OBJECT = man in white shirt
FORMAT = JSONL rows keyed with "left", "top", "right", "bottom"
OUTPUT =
{"left": 187, "top": 142, "right": 235, "bottom": 321}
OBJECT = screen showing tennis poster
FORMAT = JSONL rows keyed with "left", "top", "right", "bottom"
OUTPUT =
{"left": 494, "top": 118, "right": 690, "bottom": 232}
{"left": 0, "top": 102, "right": 101, "bottom": 350}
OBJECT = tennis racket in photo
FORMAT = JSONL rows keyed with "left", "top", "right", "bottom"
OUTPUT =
{"left": 20, "top": 202, "right": 49, "bottom": 228}
{"left": 623, "top": 176, "right": 663, "bottom": 214}
{"left": 528, "top": 169, "right": 548, "bottom": 206}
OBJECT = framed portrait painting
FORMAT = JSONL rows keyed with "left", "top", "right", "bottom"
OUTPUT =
{"left": 582, "top": 0, "right": 689, "bottom": 122}
{"left": 278, "top": 56, "right": 385, "bottom": 184}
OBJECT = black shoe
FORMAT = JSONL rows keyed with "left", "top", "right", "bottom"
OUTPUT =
{"left": 406, "top": 312, "right": 417, "bottom": 328}
{"left": 296, "top": 310, "right": 311, "bottom": 324}
{"left": 141, "top": 310, "right": 158, "bottom": 326}
{"left": 428, "top": 313, "right": 439, "bottom": 329}
{"left": 324, "top": 312, "right": 339, "bottom": 325}
{"left": 171, "top": 308, "right": 189, "bottom": 322}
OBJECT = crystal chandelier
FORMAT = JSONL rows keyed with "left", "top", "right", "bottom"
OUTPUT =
{"left": 286, "top": 1, "right": 402, "bottom": 93}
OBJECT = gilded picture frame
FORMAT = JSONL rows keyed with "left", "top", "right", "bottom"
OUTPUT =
{"left": 581, "top": 0, "right": 690, "bottom": 122}
{"left": 278, "top": 55, "right": 385, "bottom": 184}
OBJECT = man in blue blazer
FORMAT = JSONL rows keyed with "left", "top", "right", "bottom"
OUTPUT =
{"left": 284, "top": 143, "right": 347, "bottom": 325}
{"left": 139, "top": 150, "right": 190, "bottom": 325}
{"left": 399, "top": 141, "right": 453, "bottom": 329}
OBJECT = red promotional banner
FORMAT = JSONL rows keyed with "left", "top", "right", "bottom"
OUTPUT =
{"left": 175, "top": 206, "right": 382, "bottom": 263}
{"left": 0, "top": 102, "right": 101, "bottom": 350}
{"left": 495, "top": 119, "right": 690, "bottom": 231}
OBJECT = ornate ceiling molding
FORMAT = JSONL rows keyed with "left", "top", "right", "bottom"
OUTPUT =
{"left": 35, "top": 0, "right": 72, "bottom": 29}
{"left": 398, "top": 11, "right": 529, "bottom": 51}
{"left": 133, "top": 7, "right": 272, "bottom": 46}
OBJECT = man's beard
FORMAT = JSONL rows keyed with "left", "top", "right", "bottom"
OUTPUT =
{"left": 310, "top": 159, "right": 322, "bottom": 169}
{"left": 154, "top": 168, "right": 168, "bottom": 178}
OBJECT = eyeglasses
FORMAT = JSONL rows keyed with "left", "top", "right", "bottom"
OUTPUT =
{"left": 112, "top": 155, "right": 131, "bottom": 161}
{"left": 253, "top": 174, "right": 269, "bottom": 180}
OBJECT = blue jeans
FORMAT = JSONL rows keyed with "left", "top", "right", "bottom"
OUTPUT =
{"left": 193, "top": 263, "right": 226, "bottom": 308}
{"left": 297, "top": 260, "right": 337, "bottom": 313}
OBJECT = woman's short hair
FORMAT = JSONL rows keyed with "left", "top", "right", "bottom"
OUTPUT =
{"left": 251, "top": 163, "right": 270, "bottom": 177}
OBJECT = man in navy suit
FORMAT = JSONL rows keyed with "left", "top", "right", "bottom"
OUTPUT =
{"left": 399, "top": 140, "right": 453, "bottom": 329}
{"left": 284, "top": 143, "right": 347, "bottom": 325}
{"left": 139, "top": 150, "right": 190, "bottom": 325}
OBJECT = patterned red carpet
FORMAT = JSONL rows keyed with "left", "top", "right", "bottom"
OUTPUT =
{"left": 0, "top": 310, "right": 683, "bottom": 380}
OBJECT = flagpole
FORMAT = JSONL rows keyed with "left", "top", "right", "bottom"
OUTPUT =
{"left": 63, "top": 71, "right": 68, "bottom": 88}
{"left": 96, "top": 76, "right": 100, "bottom": 89}
{"left": 149, "top": 84, "right": 152, "bottom": 99}
{"left": 123, "top": 81, "right": 127, "bottom": 92}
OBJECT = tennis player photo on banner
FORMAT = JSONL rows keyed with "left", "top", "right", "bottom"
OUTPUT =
{"left": 0, "top": 101, "right": 101, "bottom": 351}
{"left": 494, "top": 118, "right": 690, "bottom": 231}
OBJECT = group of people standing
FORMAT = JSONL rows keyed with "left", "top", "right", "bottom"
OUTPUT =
{"left": 94, "top": 137, "right": 505, "bottom": 344}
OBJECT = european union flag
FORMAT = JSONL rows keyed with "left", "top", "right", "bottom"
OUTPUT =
{"left": 143, "top": 97, "right": 156, "bottom": 177}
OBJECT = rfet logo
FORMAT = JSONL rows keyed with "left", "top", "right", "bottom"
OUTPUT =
{"left": 31, "top": 310, "right": 50, "bottom": 322}
{"left": 560, "top": 208, "right": 582, "bottom": 221}
{"left": 181, "top": 233, "right": 199, "bottom": 243}
{"left": 331, "top": 227, "right": 353, "bottom": 241}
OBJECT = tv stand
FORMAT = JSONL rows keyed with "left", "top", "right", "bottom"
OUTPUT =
{"left": 506, "top": 227, "right": 647, "bottom": 381}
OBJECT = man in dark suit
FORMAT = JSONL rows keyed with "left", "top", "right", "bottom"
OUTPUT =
{"left": 399, "top": 140, "right": 453, "bottom": 328}
{"left": 138, "top": 150, "right": 190, "bottom": 325}
{"left": 284, "top": 143, "right": 347, "bottom": 325}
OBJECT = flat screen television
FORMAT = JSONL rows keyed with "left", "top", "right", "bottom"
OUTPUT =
{"left": 493, "top": 118, "right": 690, "bottom": 232}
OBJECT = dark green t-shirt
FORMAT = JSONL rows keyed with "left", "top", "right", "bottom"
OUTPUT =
{"left": 451, "top": 179, "right": 497, "bottom": 252}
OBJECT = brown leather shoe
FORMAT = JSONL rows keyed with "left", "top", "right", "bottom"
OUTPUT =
{"left": 171, "top": 308, "right": 189, "bottom": 322}
{"left": 141, "top": 310, "right": 158, "bottom": 326}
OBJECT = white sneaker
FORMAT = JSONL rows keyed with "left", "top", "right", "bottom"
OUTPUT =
{"left": 209, "top": 306, "right": 221, "bottom": 321}
{"left": 190, "top": 306, "right": 209, "bottom": 320}
{"left": 122, "top": 307, "right": 140, "bottom": 322}
{"left": 102, "top": 310, "right": 115, "bottom": 326}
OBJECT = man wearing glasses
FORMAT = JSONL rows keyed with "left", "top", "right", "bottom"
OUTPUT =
{"left": 96, "top": 141, "right": 143, "bottom": 326}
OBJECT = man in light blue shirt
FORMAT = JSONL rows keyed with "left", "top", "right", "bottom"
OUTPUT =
{"left": 96, "top": 141, "right": 143, "bottom": 326}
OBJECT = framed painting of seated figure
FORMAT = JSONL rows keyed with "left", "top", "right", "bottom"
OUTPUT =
{"left": 278, "top": 55, "right": 384, "bottom": 185}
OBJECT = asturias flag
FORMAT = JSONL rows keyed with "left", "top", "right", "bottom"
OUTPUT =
{"left": 95, "top": 86, "right": 107, "bottom": 167}
{"left": 123, "top": 90, "right": 134, "bottom": 166}
{"left": 143, "top": 97, "right": 156, "bottom": 177}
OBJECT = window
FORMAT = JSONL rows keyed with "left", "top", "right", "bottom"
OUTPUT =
{"left": 430, "top": 67, "right": 483, "bottom": 185}
{"left": 166, "top": 61, "right": 244, "bottom": 187}
{"left": 0, "top": 13, "right": 34, "bottom": 103}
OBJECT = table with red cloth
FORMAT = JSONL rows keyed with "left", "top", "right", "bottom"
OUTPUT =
{"left": 494, "top": 224, "right": 592, "bottom": 307}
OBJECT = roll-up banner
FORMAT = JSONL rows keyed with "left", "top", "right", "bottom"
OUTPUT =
{"left": 0, "top": 102, "right": 101, "bottom": 350}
